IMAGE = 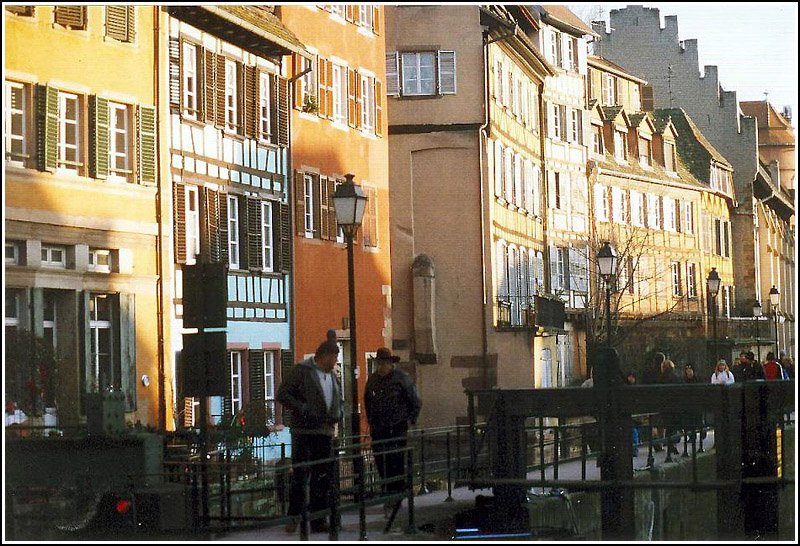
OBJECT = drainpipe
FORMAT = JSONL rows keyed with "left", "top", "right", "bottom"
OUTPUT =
{"left": 154, "top": 5, "right": 167, "bottom": 431}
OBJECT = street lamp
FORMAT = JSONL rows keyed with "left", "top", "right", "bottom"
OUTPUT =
{"left": 333, "top": 173, "right": 367, "bottom": 538}
{"left": 706, "top": 268, "right": 721, "bottom": 363}
{"left": 769, "top": 286, "right": 780, "bottom": 358}
{"left": 597, "top": 241, "right": 619, "bottom": 348}
{"left": 753, "top": 300, "right": 763, "bottom": 364}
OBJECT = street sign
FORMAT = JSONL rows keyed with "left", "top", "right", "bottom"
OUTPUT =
{"left": 182, "top": 262, "right": 227, "bottom": 329}
{"left": 182, "top": 331, "right": 228, "bottom": 397}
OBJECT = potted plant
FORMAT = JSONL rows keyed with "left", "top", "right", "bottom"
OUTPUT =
{"left": 302, "top": 94, "right": 319, "bottom": 114}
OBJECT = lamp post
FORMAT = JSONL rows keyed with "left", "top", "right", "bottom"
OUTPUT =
{"left": 753, "top": 300, "right": 763, "bottom": 364}
{"left": 769, "top": 286, "right": 780, "bottom": 358}
{"left": 333, "top": 173, "right": 367, "bottom": 538}
{"left": 706, "top": 268, "right": 721, "bottom": 363}
{"left": 597, "top": 241, "right": 619, "bottom": 349}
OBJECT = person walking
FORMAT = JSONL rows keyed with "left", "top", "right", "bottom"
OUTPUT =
{"left": 657, "top": 359, "right": 681, "bottom": 455}
{"left": 642, "top": 352, "right": 666, "bottom": 385}
{"left": 625, "top": 370, "right": 640, "bottom": 456}
{"left": 277, "top": 340, "right": 343, "bottom": 534}
{"left": 711, "top": 359, "right": 735, "bottom": 385}
{"left": 364, "top": 348, "right": 422, "bottom": 514}
{"left": 779, "top": 352, "right": 794, "bottom": 380}
{"left": 762, "top": 352, "right": 785, "bottom": 381}
{"left": 731, "top": 351, "right": 764, "bottom": 383}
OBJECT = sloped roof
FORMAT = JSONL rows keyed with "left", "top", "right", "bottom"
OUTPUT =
{"left": 588, "top": 55, "right": 648, "bottom": 84}
{"left": 539, "top": 5, "right": 598, "bottom": 36}
{"left": 628, "top": 113, "right": 649, "bottom": 129}
{"left": 740, "top": 100, "right": 796, "bottom": 146}
{"left": 655, "top": 108, "right": 732, "bottom": 168}
{"left": 600, "top": 106, "right": 624, "bottom": 122}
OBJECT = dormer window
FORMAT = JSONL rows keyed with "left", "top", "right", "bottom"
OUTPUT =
{"left": 591, "top": 125, "right": 603, "bottom": 156}
{"left": 664, "top": 141, "right": 676, "bottom": 173}
{"left": 638, "top": 135, "right": 652, "bottom": 167}
{"left": 613, "top": 128, "right": 627, "bottom": 162}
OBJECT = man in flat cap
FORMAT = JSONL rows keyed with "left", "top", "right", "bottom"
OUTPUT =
{"left": 364, "top": 348, "right": 422, "bottom": 513}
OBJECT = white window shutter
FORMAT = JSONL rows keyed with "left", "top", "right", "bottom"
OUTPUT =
{"left": 577, "top": 37, "right": 588, "bottom": 75}
{"left": 547, "top": 171, "right": 556, "bottom": 209}
{"left": 561, "top": 34, "right": 571, "bottom": 69}
{"left": 494, "top": 141, "right": 503, "bottom": 198}
{"left": 549, "top": 244, "right": 559, "bottom": 291}
{"left": 385, "top": 51, "right": 399, "bottom": 96}
{"left": 437, "top": 50, "right": 456, "bottom": 95}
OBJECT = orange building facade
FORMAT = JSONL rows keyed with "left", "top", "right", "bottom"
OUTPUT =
{"left": 278, "top": 5, "right": 391, "bottom": 434}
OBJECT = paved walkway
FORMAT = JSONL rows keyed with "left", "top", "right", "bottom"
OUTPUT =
{"left": 208, "top": 433, "right": 714, "bottom": 542}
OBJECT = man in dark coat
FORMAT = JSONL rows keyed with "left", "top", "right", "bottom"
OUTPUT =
{"left": 731, "top": 350, "right": 765, "bottom": 383}
{"left": 364, "top": 347, "right": 422, "bottom": 502}
{"left": 277, "top": 340, "right": 343, "bottom": 534}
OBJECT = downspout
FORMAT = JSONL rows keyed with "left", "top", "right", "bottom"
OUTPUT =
{"left": 154, "top": 5, "right": 167, "bottom": 431}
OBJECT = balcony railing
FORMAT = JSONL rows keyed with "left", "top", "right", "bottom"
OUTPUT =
{"left": 495, "top": 296, "right": 535, "bottom": 329}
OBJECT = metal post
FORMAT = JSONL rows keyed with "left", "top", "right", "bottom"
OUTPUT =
{"left": 346, "top": 233, "right": 367, "bottom": 540}
{"left": 773, "top": 309, "right": 780, "bottom": 358}
{"left": 418, "top": 429, "right": 429, "bottom": 494}
{"left": 199, "top": 397, "right": 209, "bottom": 530}
{"left": 755, "top": 316, "right": 761, "bottom": 364}
{"left": 330, "top": 447, "right": 340, "bottom": 540}
{"left": 445, "top": 431, "right": 453, "bottom": 502}
{"left": 711, "top": 294, "right": 718, "bottom": 363}
{"left": 606, "top": 283, "right": 613, "bottom": 350}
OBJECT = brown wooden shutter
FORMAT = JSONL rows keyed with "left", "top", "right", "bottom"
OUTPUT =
{"left": 327, "top": 178, "right": 338, "bottom": 240}
{"left": 37, "top": 85, "right": 59, "bottom": 172}
{"left": 641, "top": 85, "right": 654, "bottom": 112}
{"left": 246, "top": 197, "right": 263, "bottom": 270}
{"left": 354, "top": 71, "right": 362, "bottom": 129}
{"left": 202, "top": 188, "right": 220, "bottom": 263}
{"left": 106, "top": 6, "right": 132, "bottom": 42}
{"left": 375, "top": 80, "right": 383, "bottom": 137}
{"left": 372, "top": 6, "right": 381, "bottom": 35}
{"left": 277, "top": 77, "right": 289, "bottom": 147}
{"left": 242, "top": 65, "right": 258, "bottom": 139}
{"left": 6, "top": 6, "right": 35, "bottom": 16}
{"left": 295, "top": 171, "right": 306, "bottom": 235}
{"left": 559, "top": 105, "right": 567, "bottom": 142}
{"left": 203, "top": 48, "right": 215, "bottom": 123}
{"left": 216, "top": 54, "right": 226, "bottom": 128}
{"left": 317, "top": 58, "right": 328, "bottom": 118}
{"left": 55, "top": 6, "right": 85, "bottom": 29}
{"left": 345, "top": 5, "right": 355, "bottom": 22}
{"left": 89, "top": 96, "right": 109, "bottom": 179}
{"left": 348, "top": 69, "right": 358, "bottom": 128}
{"left": 326, "top": 60, "right": 334, "bottom": 119}
{"left": 168, "top": 38, "right": 181, "bottom": 111}
{"left": 658, "top": 196, "right": 664, "bottom": 229}
{"left": 137, "top": 104, "right": 157, "bottom": 185}
{"left": 174, "top": 184, "right": 187, "bottom": 263}
{"left": 319, "top": 176, "right": 331, "bottom": 240}
{"left": 675, "top": 200, "right": 682, "bottom": 233}
{"left": 292, "top": 54, "right": 303, "bottom": 109}
{"left": 277, "top": 202, "right": 292, "bottom": 274}
{"left": 183, "top": 396, "right": 194, "bottom": 429}
{"left": 268, "top": 74, "right": 279, "bottom": 144}
{"left": 126, "top": 6, "right": 136, "bottom": 41}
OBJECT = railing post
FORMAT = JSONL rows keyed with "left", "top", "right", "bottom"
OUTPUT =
{"left": 405, "top": 447, "right": 416, "bottom": 535}
{"left": 455, "top": 425, "right": 462, "bottom": 484}
{"left": 580, "top": 424, "right": 587, "bottom": 480}
{"left": 646, "top": 414, "right": 655, "bottom": 468}
{"left": 538, "top": 417, "right": 545, "bottom": 492}
{"left": 300, "top": 470, "right": 310, "bottom": 541}
{"left": 359, "top": 442, "right": 367, "bottom": 540}
{"left": 553, "top": 425, "right": 560, "bottom": 480}
{"left": 445, "top": 430, "right": 454, "bottom": 502}
{"left": 417, "top": 429, "right": 429, "bottom": 495}
{"left": 329, "top": 444, "right": 340, "bottom": 540}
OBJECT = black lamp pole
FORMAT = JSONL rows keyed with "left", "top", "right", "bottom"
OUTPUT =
{"left": 333, "top": 174, "right": 367, "bottom": 539}
{"left": 597, "top": 241, "right": 618, "bottom": 349}
{"left": 753, "top": 300, "right": 762, "bottom": 364}
{"left": 707, "top": 268, "right": 721, "bottom": 363}
{"left": 769, "top": 286, "right": 780, "bottom": 358}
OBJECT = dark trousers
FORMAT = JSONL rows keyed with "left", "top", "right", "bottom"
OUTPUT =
{"left": 371, "top": 423, "right": 409, "bottom": 495}
{"left": 288, "top": 432, "right": 334, "bottom": 525}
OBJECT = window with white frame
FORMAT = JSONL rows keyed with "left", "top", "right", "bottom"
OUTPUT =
{"left": 612, "top": 186, "right": 627, "bottom": 224}
{"left": 603, "top": 74, "right": 616, "bottom": 106}
{"left": 328, "top": 5, "right": 345, "bottom": 18}
{"left": 263, "top": 352, "right": 276, "bottom": 423}
{"left": 549, "top": 29, "right": 561, "bottom": 66}
{"left": 513, "top": 153, "right": 523, "bottom": 208}
{"left": 230, "top": 351, "right": 243, "bottom": 415}
{"left": 182, "top": 42, "right": 198, "bottom": 118}
{"left": 228, "top": 195, "right": 240, "bottom": 269}
{"left": 613, "top": 129, "right": 627, "bottom": 161}
{"left": 569, "top": 109, "right": 580, "bottom": 143}
{"left": 299, "top": 54, "right": 316, "bottom": 112}
{"left": 5, "top": 288, "right": 20, "bottom": 336}
{"left": 224, "top": 59, "right": 238, "bottom": 131}
{"left": 647, "top": 194, "right": 661, "bottom": 229}
{"left": 261, "top": 201, "right": 273, "bottom": 272}
{"left": 536, "top": 250, "right": 545, "bottom": 294}
{"left": 89, "top": 293, "right": 115, "bottom": 392}
{"left": 566, "top": 37, "right": 576, "bottom": 71}
{"left": 5, "top": 80, "right": 29, "bottom": 166}
{"left": 510, "top": 72, "right": 519, "bottom": 116}
{"left": 686, "top": 262, "right": 697, "bottom": 298}
{"left": 358, "top": 4, "right": 374, "bottom": 30}
{"left": 41, "top": 245, "right": 67, "bottom": 268}
{"left": 304, "top": 174, "right": 315, "bottom": 237}
{"left": 630, "top": 190, "right": 644, "bottom": 227}
{"left": 401, "top": 51, "right": 435, "bottom": 96}
{"left": 671, "top": 261, "right": 682, "bottom": 297}
{"left": 594, "top": 184, "right": 609, "bottom": 222}
{"left": 638, "top": 135, "right": 652, "bottom": 167}
{"left": 43, "top": 291, "right": 57, "bottom": 349}
{"left": 504, "top": 148, "right": 513, "bottom": 204}
{"left": 591, "top": 125, "right": 603, "bottom": 156}
{"left": 664, "top": 141, "right": 676, "bottom": 172}
{"left": 496, "top": 240, "right": 508, "bottom": 302}
{"left": 6, "top": 241, "right": 20, "bottom": 265}
{"left": 556, "top": 247, "right": 568, "bottom": 292}
{"left": 185, "top": 186, "right": 200, "bottom": 264}
{"left": 108, "top": 102, "right": 131, "bottom": 181}
{"left": 88, "top": 248, "right": 112, "bottom": 273}
{"left": 683, "top": 201, "right": 694, "bottom": 234}
{"left": 58, "top": 91, "right": 82, "bottom": 173}
{"left": 259, "top": 72, "right": 271, "bottom": 141}
{"left": 551, "top": 103, "right": 561, "bottom": 140}
{"left": 331, "top": 62, "right": 348, "bottom": 125}
{"left": 722, "top": 286, "right": 731, "bottom": 318}
{"left": 360, "top": 73, "right": 376, "bottom": 133}
{"left": 664, "top": 197, "right": 677, "bottom": 231}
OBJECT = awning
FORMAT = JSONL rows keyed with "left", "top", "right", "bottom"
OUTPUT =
{"left": 167, "top": 6, "right": 311, "bottom": 61}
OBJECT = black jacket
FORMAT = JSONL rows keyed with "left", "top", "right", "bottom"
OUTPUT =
{"left": 277, "top": 357, "right": 343, "bottom": 436}
{"left": 364, "top": 368, "right": 422, "bottom": 431}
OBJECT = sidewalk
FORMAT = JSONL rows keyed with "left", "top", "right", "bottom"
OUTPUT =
{"left": 208, "top": 434, "right": 712, "bottom": 542}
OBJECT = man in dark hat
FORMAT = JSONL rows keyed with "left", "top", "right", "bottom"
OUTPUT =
{"left": 364, "top": 348, "right": 422, "bottom": 513}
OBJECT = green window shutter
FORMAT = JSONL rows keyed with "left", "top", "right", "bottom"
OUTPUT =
{"left": 278, "top": 202, "right": 292, "bottom": 274}
{"left": 89, "top": 96, "right": 109, "bottom": 179}
{"left": 37, "top": 85, "right": 59, "bottom": 172}
{"left": 174, "top": 184, "right": 187, "bottom": 263}
{"left": 119, "top": 293, "right": 137, "bottom": 412}
{"left": 137, "top": 104, "right": 157, "bottom": 185}
{"left": 249, "top": 349, "right": 265, "bottom": 403}
{"left": 246, "top": 197, "right": 263, "bottom": 270}
{"left": 168, "top": 37, "right": 181, "bottom": 111}
{"left": 277, "top": 77, "right": 289, "bottom": 147}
